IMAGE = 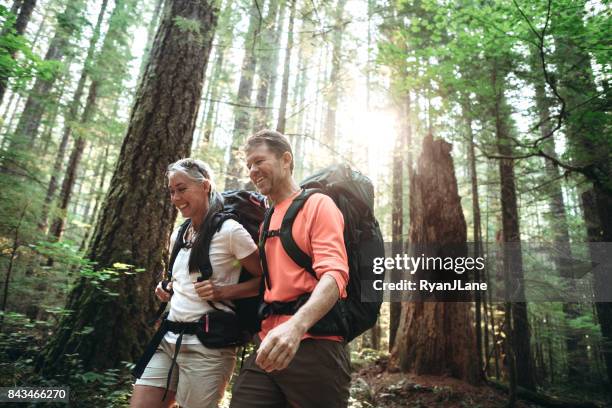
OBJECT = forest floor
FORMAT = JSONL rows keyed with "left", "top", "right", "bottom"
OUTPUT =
{"left": 348, "top": 356, "right": 605, "bottom": 408}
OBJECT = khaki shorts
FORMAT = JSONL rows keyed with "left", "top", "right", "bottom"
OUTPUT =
{"left": 135, "top": 338, "right": 236, "bottom": 408}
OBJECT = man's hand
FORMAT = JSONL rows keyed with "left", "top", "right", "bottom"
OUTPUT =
{"left": 194, "top": 280, "right": 224, "bottom": 301}
{"left": 255, "top": 319, "right": 307, "bottom": 372}
{"left": 255, "top": 275, "right": 341, "bottom": 372}
{"left": 155, "top": 281, "right": 172, "bottom": 302}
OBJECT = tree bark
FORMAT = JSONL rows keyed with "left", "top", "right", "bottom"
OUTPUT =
{"left": 36, "top": 0, "right": 217, "bottom": 374}
{"left": 491, "top": 61, "right": 535, "bottom": 390}
{"left": 391, "top": 134, "right": 480, "bottom": 385}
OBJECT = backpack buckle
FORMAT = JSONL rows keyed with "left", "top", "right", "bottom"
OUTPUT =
{"left": 264, "top": 229, "right": 280, "bottom": 238}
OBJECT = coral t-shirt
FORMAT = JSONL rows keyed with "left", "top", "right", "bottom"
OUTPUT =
{"left": 259, "top": 191, "right": 349, "bottom": 342}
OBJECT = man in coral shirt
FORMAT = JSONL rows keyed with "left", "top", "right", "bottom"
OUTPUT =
{"left": 230, "top": 130, "right": 351, "bottom": 407}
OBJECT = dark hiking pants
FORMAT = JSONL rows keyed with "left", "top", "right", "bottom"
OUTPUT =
{"left": 230, "top": 336, "right": 351, "bottom": 408}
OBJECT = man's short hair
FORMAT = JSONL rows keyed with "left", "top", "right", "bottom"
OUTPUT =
{"left": 245, "top": 129, "right": 294, "bottom": 173}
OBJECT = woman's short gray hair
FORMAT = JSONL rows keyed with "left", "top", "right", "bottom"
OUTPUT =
{"left": 166, "top": 158, "right": 224, "bottom": 216}
{"left": 167, "top": 158, "right": 216, "bottom": 192}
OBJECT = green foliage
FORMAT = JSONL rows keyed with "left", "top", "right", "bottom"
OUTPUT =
{"left": 0, "top": 312, "right": 133, "bottom": 406}
{"left": 173, "top": 16, "right": 204, "bottom": 44}
{"left": 0, "top": 5, "right": 54, "bottom": 91}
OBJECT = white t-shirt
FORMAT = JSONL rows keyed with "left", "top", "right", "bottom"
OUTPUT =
{"left": 165, "top": 218, "right": 257, "bottom": 344}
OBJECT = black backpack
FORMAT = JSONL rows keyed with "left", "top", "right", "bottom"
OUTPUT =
{"left": 164, "top": 190, "right": 266, "bottom": 339}
{"left": 259, "top": 164, "right": 385, "bottom": 342}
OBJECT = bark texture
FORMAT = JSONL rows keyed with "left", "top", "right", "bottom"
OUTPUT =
{"left": 37, "top": 0, "right": 217, "bottom": 374}
{"left": 391, "top": 134, "right": 479, "bottom": 385}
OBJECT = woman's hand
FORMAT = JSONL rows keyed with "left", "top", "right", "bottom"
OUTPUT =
{"left": 194, "top": 280, "right": 225, "bottom": 301}
{"left": 155, "top": 281, "right": 172, "bottom": 302}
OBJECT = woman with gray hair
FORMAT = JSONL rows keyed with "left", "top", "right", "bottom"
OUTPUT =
{"left": 130, "top": 158, "right": 262, "bottom": 408}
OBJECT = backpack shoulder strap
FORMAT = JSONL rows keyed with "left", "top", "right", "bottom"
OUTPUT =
{"left": 259, "top": 207, "right": 275, "bottom": 290}
{"left": 168, "top": 219, "right": 191, "bottom": 280}
{"left": 279, "top": 188, "right": 322, "bottom": 279}
{"left": 197, "top": 212, "right": 233, "bottom": 281}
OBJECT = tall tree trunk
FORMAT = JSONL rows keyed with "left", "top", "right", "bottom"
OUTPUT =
{"left": 531, "top": 51, "right": 587, "bottom": 382}
{"left": 253, "top": 0, "right": 280, "bottom": 130}
{"left": 322, "top": 0, "right": 347, "bottom": 149}
{"left": 39, "top": 0, "right": 110, "bottom": 232}
{"left": 389, "top": 92, "right": 412, "bottom": 350}
{"left": 36, "top": 0, "right": 217, "bottom": 374}
{"left": 80, "top": 144, "right": 110, "bottom": 252}
{"left": 0, "top": 205, "right": 28, "bottom": 329}
{"left": 463, "top": 96, "right": 485, "bottom": 380}
{"left": 265, "top": 0, "right": 287, "bottom": 122}
{"left": 225, "top": 0, "right": 264, "bottom": 189}
{"left": 582, "top": 189, "right": 612, "bottom": 386}
{"left": 200, "top": 47, "right": 224, "bottom": 144}
{"left": 8, "top": 0, "right": 86, "bottom": 151}
{"left": 491, "top": 61, "right": 535, "bottom": 390}
{"left": 38, "top": 79, "right": 67, "bottom": 160}
{"left": 552, "top": 4, "right": 612, "bottom": 384}
{"left": 82, "top": 147, "right": 104, "bottom": 223}
{"left": 47, "top": 76, "right": 96, "bottom": 241}
{"left": 0, "top": 0, "right": 37, "bottom": 104}
{"left": 388, "top": 94, "right": 405, "bottom": 351}
{"left": 391, "top": 134, "right": 479, "bottom": 384}
{"left": 275, "top": 0, "right": 295, "bottom": 134}
{"left": 200, "top": 0, "right": 235, "bottom": 144}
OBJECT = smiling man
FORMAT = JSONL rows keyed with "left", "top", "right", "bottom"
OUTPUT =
{"left": 230, "top": 130, "right": 351, "bottom": 408}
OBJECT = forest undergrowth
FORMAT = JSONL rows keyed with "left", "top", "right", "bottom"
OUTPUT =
{"left": 1, "top": 316, "right": 609, "bottom": 408}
